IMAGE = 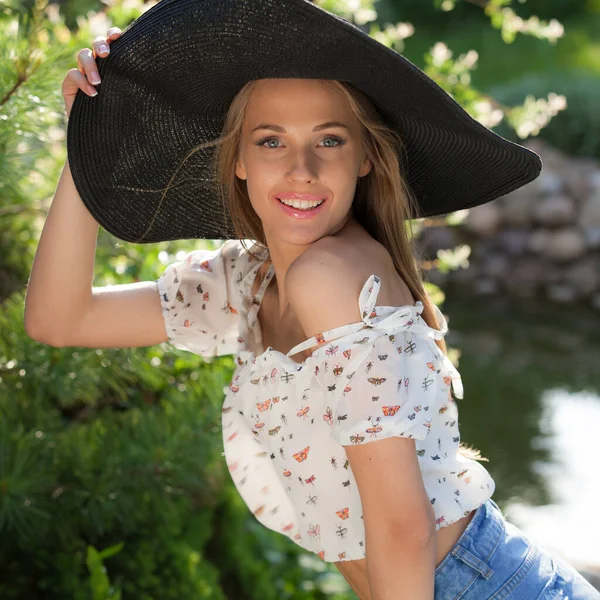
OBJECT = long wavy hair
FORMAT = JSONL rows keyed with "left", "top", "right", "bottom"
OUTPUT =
{"left": 216, "top": 80, "right": 444, "bottom": 342}
{"left": 184, "top": 78, "right": 484, "bottom": 460}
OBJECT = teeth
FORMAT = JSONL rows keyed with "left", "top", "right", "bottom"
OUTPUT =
{"left": 279, "top": 198, "right": 324, "bottom": 209}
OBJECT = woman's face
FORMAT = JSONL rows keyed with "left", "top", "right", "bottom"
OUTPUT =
{"left": 235, "top": 78, "right": 372, "bottom": 248}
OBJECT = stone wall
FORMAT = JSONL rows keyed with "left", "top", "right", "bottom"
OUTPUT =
{"left": 418, "top": 139, "right": 600, "bottom": 310}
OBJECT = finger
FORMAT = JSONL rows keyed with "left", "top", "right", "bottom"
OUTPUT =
{"left": 65, "top": 68, "right": 99, "bottom": 97}
{"left": 92, "top": 35, "right": 110, "bottom": 59}
{"left": 96, "top": 27, "right": 123, "bottom": 56}
{"left": 106, "top": 26, "right": 122, "bottom": 40}
{"left": 92, "top": 27, "right": 122, "bottom": 60}
{"left": 77, "top": 47, "right": 101, "bottom": 86}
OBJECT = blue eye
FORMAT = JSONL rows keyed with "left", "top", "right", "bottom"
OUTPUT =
{"left": 255, "top": 135, "right": 346, "bottom": 149}
{"left": 322, "top": 136, "right": 344, "bottom": 148}
{"left": 256, "top": 137, "right": 281, "bottom": 149}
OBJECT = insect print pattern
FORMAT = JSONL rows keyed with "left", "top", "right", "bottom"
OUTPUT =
{"left": 157, "top": 239, "right": 496, "bottom": 563}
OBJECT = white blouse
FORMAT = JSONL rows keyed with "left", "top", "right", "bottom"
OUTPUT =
{"left": 156, "top": 239, "right": 496, "bottom": 562}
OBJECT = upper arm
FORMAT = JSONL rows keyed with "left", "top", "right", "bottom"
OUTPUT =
{"left": 345, "top": 438, "right": 436, "bottom": 539}
{"left": 41, "top": 240, "right": 244, "bottom": 353}
{"left": 45, "top": 281, "right": 169, "bottom": 348}
{"left": 286, "top": 241, "right": 435, "bottom": 535}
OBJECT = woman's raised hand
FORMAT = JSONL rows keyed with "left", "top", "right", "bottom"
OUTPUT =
{"left": 62, "top": 27, "right": 122, "bottom": 119}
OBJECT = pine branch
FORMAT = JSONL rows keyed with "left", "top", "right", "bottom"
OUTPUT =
{"left": 0, "top": 73, "right": 26, "bottom": 107}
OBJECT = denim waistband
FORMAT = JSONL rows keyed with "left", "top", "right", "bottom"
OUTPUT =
{"left": 434, "top": 497, "right": 544, "bottom": 600}
{"left": 437, "top": 498, "right": 505, "bottom": 578}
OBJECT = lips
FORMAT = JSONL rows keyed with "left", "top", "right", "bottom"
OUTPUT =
{"left": 275, "top": 193, "right": 327, "bottom": 218}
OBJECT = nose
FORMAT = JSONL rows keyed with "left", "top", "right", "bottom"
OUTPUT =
{"left": 285, "top": 147, "right": 319, "bottom": 183}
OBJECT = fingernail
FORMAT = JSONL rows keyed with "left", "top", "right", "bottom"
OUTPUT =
{"left": 91, "top": 71, "right": 101, "bottom": 85}
{"left": 98, "top": 44, "right": 108, "bottom": 54}
{"left": 89, "top": 88, "right": 98, "bottom": 97}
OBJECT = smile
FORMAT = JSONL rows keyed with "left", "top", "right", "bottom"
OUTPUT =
{"left": 275, "top": 195, "right": 328, "bottom": 219}
{"left": 277, "top": 198, "right": 325, "bottom": 210}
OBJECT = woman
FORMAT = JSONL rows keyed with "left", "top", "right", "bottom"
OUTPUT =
{"left": 25, "top": 4, "right": 600, "bottom": 599}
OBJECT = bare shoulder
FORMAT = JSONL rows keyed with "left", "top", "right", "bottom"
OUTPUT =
{"left": 286, "top": 233, "right": 415, "bottom": 339}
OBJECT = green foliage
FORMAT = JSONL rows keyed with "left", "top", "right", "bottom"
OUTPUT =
{"left": 1, "top": 0, "right": 595, "bottom": 597}
{"left": 0, "top": 286, "right": 348, "bottom": 597}
{"left": 0, "top": 0, "right": 73, "bottom": 298}
{"left": 382, "top": 0, "right": 595, "bottom": 26}
{"left": 86, "top": 542, "right": 124, "bottom": 600}
{"left": 489, "top": 70, "right": 600, "bottom": 160}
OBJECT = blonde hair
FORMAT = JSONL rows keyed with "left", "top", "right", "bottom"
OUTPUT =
{"left": 202, "top": 78, "right": 486, "bottom": 463}
{"left": 164, "top": 78, "right": 484, "bottom": 460}
{"left": 215, "top": 79, "right": 447, "bottom": 350}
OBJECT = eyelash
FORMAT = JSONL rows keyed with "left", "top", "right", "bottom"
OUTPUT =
{"left": 254, "top": 135, "right": 346, "bottom": 149}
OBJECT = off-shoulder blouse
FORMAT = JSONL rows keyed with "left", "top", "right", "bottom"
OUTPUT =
{"left": 156, "top": 239, "right": 496, "bottom": 562}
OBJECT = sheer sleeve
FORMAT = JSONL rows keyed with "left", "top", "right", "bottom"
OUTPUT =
{"left": 327, "top": 331, "right": 458, "bottom": 446}
{"left": 155, "top": 239, "right": 244, "bottom": 357}
{"left": 295, "top": 274, "right": 465, "bottom": 447}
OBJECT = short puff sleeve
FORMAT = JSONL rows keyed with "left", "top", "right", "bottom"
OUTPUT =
{"left": 156, "top": 239, "right": 243, "bottom": 357}
{"left": 328, "top": 330, "right": 456, "bottom": 446}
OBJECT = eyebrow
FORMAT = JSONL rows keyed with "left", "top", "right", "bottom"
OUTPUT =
{"left": 250, "top": 121, "right": 351, "bottom": 133}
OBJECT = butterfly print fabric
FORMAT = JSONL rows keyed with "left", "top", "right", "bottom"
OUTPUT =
{"left": 156, "top": 240, "right": 496, "bottom": 563}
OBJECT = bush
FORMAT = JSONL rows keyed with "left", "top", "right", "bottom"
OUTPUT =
{"left": 0, "top": 290, "right": 349, "bottom": 598}
{"left": 489, "top": 69, "right": 600, "bottom": 161}
{"left": 377, "top": 0, "right": 593, "bottom": 29}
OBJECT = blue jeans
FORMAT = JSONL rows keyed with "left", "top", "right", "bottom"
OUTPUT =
{"left": 434, "top": 498, "right": 600, "bottom": 599}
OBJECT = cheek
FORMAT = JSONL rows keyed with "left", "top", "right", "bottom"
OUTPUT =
{"left": 244, "top": 174, "right": 275, "bottom": 215}
{"left": 243, "top": 155, "right": 275, "bottom": 180}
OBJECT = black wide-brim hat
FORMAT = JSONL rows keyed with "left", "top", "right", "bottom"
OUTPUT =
{"left": 66, "top": 0, "right": 542, "bottom": 243}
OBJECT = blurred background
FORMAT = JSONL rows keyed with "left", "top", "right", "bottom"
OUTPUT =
{"left": 0, "top": 0, "right": 599, "bottom": 597}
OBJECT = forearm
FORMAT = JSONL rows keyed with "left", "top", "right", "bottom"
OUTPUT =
{"left": 366, "top": 527, "right": 436, "bottom": 600}
{"left": 24, "top": 158, "right": 99, "bottom": 341}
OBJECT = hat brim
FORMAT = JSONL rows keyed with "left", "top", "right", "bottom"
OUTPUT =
{"left": 67, "top": 0, "right": 542, "bottom": 243}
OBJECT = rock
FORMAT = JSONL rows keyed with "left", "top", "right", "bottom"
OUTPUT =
{"left": 453, "top": 139, "right": 600, "bottom": 309}
{"left": 497, "top": 228, "right": 530, "bottom": 256}
{"left": 563, "top": 255, "right": 600, "bottom": 296}
{"left": 525, "top": 139, "right": 568, "bottom": 176}
{"left": 500, "top": 190, "right": 537, "bottom": 227}
{"left": 530, "top": 168, "right": 563, "bottom": 197}
{"left": 562, "top": 164, "right": 596, "bottom": 203}
{"left": 529, "top": 229, "right": 550, "bottom": 254}
{"left": 480, "top": 253, "right": 509, "bottom": 279}
{"left": 540, "top": 228, "right": 586, "bottom": 262}
{"left": 582, "top": 227, "right": 600, "bottom": 250}
{"left": 545, "top": 282, "right": 580, "bottom": 303}
{"left": 464, "top": 202, "right": 501, "bottom": 236}
{"left": 474, "top": 237, "right": 502, "bottom": 256}
{"left": 503, "top": 256, "right": 544, "bottom": 297}
{"left": 590, "top": 169, "right": 600, "bottom": 193}
{"left": 579, "top": 187, "right": 600, "bottom": 227}
{"left": 540, "top": 263, "right": 567, "bottom": 286}
{"left": 532, "top": 195, "right": 576, "bottom": 226}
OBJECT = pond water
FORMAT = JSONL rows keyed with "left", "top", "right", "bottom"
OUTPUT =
{"left": 443, "top": 291, "right": 600, "bottom": 567}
